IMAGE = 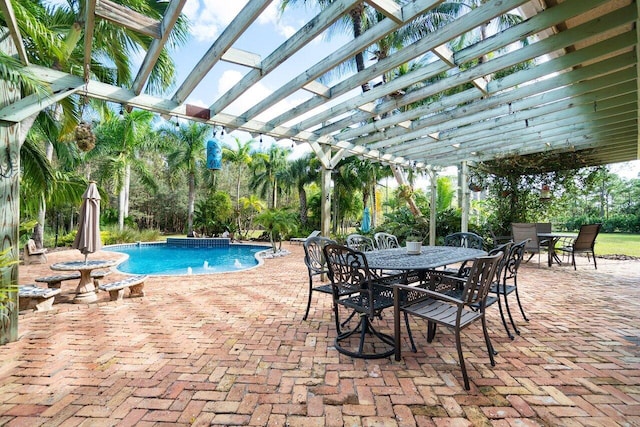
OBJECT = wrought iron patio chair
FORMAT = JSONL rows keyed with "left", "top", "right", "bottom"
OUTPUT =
{"left": 442, "top": 232, "right": 484, "bottom": 275}
{"left": 303, "top": 236, "right": 338, "bottom": 323}
{"left": 558, "top": 223, "right": 602, "bottom": 270}
{"left": 393, "top": 252, "right": 503, "bottom": 390}
{"left": 323, "top": 244, "right": 405, "bottom": 359}
{"left": 346, "top": 234, "right": 376, "bottom": 252}
{"left": 374, "top": 232, "right": 400, "bottom": 250}
{"left": 489, "top": 239, "right": 529, "bottom": 339}
{"left": 444, "top": 232, "right": 484, "bottom": 250}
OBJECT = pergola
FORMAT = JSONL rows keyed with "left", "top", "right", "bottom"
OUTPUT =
{"left": 1, "top": 0, "right": 639, "bottom": 230}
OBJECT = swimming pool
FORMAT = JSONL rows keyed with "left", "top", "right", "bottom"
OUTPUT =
{"left": 104, "top": 240, "right": 270, "bottom": 275}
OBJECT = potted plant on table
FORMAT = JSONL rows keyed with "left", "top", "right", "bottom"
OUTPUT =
{"left": 405, "top": 234, "right": 423, "bottom": 255}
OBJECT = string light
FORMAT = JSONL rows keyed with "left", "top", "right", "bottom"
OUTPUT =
{"left": 119, "top": 106, "right": 124, "bottom": 116}
{"left": 175, "top": 117, "right": 179, "bottom": 128}
{"left": 259, "top": 134, "right": 263, "bottom": 145}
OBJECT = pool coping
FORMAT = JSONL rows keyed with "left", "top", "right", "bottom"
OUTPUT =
{"left": 103, "top": 241, "right": 272, "bottom": 276}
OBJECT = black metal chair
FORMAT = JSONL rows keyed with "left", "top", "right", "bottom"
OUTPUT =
{"left": 323, "top": 244, "right": 404, "bottom": 359}
{"left": 393, "top": 252, "right": 503, "bottom": 390}
{"left": 558, "top": 223, "right": 602, "bottom": 270}
{"left": 346, "top": 234, "right": 376, "bottom": 252}
{"left": 374, "top": 232, "right": 400, "bottom": 249}
{"left": 489, "top": 239, "right": 529, "bottom": 339}
{"left": 302, "top": 236, "right": 337, "bottom": 323}
{"left": 443, "top": 232, "right": 485, "bottom": 276}
{"left": 444, "top": 232, "right": 484, "bottom": 250}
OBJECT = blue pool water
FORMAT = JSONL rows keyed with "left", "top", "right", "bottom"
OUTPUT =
{"left": 105, "top": 243, "right": 269, "bottom": 275}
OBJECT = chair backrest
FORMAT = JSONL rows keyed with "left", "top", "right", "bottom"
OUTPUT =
{"left": 323, "top": 244, "right": 371, "bottom": 300}
{"left": 535, "top": 222, "right": 552, "bottom": 234}
{"left": 460, "top": 252, "right": 503, "bottom": 306}
{"left": 511, "top": 223, "right": 540, "bottom": 250}
{"left": 374, "top": 232, "right": 400, "bottom": 249}
{"left": 488, "top": 242, "right": 512, "bottom": 284}
{"left": 303, "top": 236, "right": 336, "bottom": 276}
{"left": 444, "top": 232, "right": 484, "bottom": 250}
{"left": 573, "top": 223, "right": 601, "bottom": 251}
{"left": 307, "top": 230, "right": 321, "bottom": 239}
{"left": 503, "top": 239, "right": 528, "bottom": 282}
{"left": 346, "top": 234, "right": 376, "bottom": 252}
{"left": 26, "top": 239, "right": 38, "bottom": 254}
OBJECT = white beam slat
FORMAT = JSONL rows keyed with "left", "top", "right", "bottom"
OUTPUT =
{"left": 172, "top": 0, "right": 272, "bottom": 104}
{"left": 132, "top": 0, "right": 186, "bottom": 95}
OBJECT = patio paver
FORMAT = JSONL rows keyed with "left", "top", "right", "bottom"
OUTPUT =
{"left": 1, "top": 244, "right": 639, "bottom": 426}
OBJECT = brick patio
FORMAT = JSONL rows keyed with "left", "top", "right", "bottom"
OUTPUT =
{"left": 1, "top": 243, "right": 639, "bottom": 426}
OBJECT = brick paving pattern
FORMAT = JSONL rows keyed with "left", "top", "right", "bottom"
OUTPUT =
{"left": 1, "top": 244, "right": 639, "bottom": 426}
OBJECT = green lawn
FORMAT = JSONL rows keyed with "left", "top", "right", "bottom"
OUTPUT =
{"left": 594, "top": 233, "right": 640, "bottom": 257}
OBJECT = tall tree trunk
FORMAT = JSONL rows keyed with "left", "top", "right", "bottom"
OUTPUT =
{"left": 298, "top": 188, "right": 307, "bottom": 226}
{"left": 124, "top": 164, "right": 130, "bottom": 218}
{"left": 118, "top": 188, "right": 125, "bottom": 231}
{"left": 34, "top": 141, "right": 54, "bottom": 248}
{"left": 187, "top": 172, "right": 195, "bottom": 234}
{"left": 349, "top": 6, "right": 370, "bottom": 93}
{"left": 272, "top": 180, "right": 278, "bottom": 209}
{"left": 392, "top": 166, "right": 422, "bottom": 218}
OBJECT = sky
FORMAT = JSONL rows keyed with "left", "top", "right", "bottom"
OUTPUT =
{"left": 168, "top": 0, "right": 640, "bottom": 181}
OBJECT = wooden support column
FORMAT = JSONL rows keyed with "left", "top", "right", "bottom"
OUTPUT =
{"left": 321, "top": 163, "right": 332, "bottom": 238}
{"left": 0, "top": 28, "right": 21, "bottom": 345}
{"left": 429, "top": 169, "right": 437, "bottom": 246}
{"left": 460, "top": 161, "right": 469, "bottom": 233}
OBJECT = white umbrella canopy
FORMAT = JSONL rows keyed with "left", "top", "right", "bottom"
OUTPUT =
{"left": 72, "top": 181, "right": 102, "bottom": 262}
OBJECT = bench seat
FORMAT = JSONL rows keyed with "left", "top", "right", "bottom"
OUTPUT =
{"left": 19, "top": 285, "right": 61, "bottom": 312}
{"left": 35, "top": 270, "right": 111, "bottom": 289}
{"left": 99, "top": 275, "right": 147, "bottom": 301}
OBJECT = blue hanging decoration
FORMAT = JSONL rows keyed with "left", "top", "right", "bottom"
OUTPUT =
{"left": 207, "top": 137, "right": 222, "bottom": 170}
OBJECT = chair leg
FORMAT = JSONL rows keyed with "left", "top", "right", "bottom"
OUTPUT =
{"left": 427, "top": 321, "right": 437, "bottom": 343}
{"left": 513, "top": 277, "right": 529, "bottom": 321}
{"left": 455, "top": 327, "right": 470, "bottom": 390}
{"left": 592, "top": 251, "right": 597, "bottom": 269}
{"left": 303, "top": 278, "right": 313, "bottom": 321}
{"left": 495, "top": 288, "right": 514, "bottom": 339}
{"left": 481, "top": 314, "right": 496, "bottom": 366}
{"left": 572, "top": 252, "right": 577, "bottom": 270}
{"left": 503, "top": 291, "right": 520, "bottom": 336}
{"left": 404, "top": 312, "right": 417, "bottom": 352}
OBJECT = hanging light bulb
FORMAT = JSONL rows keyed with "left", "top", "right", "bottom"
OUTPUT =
{"left": 175, "top": 117, "right": 179, "bottom": 128}
{"left": 221, "top": 128, "right": 225, "bottom": 136}
{"left": 259, "top": 134, "right": 263, "bottom": 145}
{"left": 119, "top": 106, "right": 124, "bottom": 116}
{"left": 291, "top": 140, "right": 295, "bottom": 149}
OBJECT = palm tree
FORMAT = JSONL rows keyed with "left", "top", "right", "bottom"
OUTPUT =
{"left": 91, "top": 109, "right": 157, "bottom": 230}
{"left": 280, "top": 154, "right": 318, "bottom": 227}
{"left": 161, "top": 122, "right": 211, "bottom": 236}
{"left": 222, "top": 137, "right": 254, "bottom": 231}
{"left": 280, "top": 0, "right": 371, "bottom": 92}
{"left": 249, "top": 145, "right": 291, "bottom": 209}
{"left": 238, "top": 195, "right": 266, "bottom": 239}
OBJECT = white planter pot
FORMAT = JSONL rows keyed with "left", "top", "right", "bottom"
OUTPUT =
{"left": 406, "top": 241, "right": 421, "bottom": 255}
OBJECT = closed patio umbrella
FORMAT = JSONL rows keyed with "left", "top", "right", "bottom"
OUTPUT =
{"left": 72, "top": 181, "right": 102, "bottom": 263}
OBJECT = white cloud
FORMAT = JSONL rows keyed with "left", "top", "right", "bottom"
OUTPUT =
{"left": 183, "top": 0, "right": 249, "bottom": 42}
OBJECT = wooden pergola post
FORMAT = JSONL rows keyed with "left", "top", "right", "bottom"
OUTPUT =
{"left": 0, "top": 28, "right": 21, "bottom": 345}
{"left": 460, "top": 161, "right": 469, "bottom": 233}
{"left": 429, "top": 169, "right": 437, "bottom": 246}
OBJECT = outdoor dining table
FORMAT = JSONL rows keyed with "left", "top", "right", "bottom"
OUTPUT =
{"left": 50, "top": 259, "right": 118, "bottom": 304}
{"left": 363, "top": 245, "right": 487, "bottom": 357}
{"left": 537, "top": 232, "right": 575, "bottom": 267}
{"left": 365, "top": 245, "right": 487, "bottom": 273}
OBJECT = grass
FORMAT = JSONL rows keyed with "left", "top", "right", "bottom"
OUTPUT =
{"left": 594, "top": 233, "right": 640, "bottom": 257}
